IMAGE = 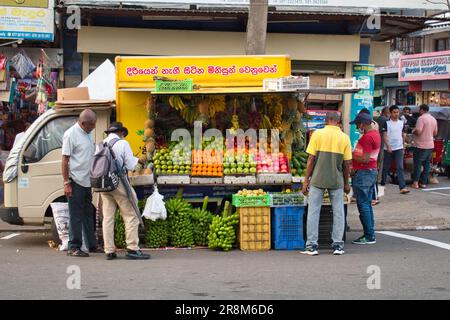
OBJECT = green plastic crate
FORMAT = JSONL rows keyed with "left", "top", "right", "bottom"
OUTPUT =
{"left": 232, "top": 194, "right": 271, "bottom": 208}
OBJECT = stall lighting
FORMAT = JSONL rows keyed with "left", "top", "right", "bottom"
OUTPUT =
{"left": 0, "top": 39, "right": 23, "bottom": 47}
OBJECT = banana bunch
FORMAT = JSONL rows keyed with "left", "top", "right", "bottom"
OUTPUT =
{"left": 260, "top": 115, "right": 272, "bottom": 129}
{"left": 166, "top": 198, "right": 194, "bottom": 248}
{"left": 191, "top": 197, "right": 213, "bottom": 246}
{"left": 207, "top": 202, "right": 239, "bottom": 252}
{"left": 180, "top": 105, "right": 198, "bottom": 124}
{"left": 208, "top": 95, "right": 226, "bottom": 118}
{"left": 144, "top": 219, "right": 169, "bottom": 248}
{"left": 169, "top": 95, "right": 186, "bottom": 111}
{"left": 231, "top": 115, "right": 239, "bottom": 129}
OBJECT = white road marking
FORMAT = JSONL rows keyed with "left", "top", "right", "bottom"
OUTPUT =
{"left": 377, "top": 231, "right": 450, "bottom": 251}
{"left": 430, "top": 192, "right": 450, "bottom": 197}
{"left": 423, "top": 187, "right": 450, "bottom": 191}
{"left": 0, "top": 233, "right": 21, "bottom": 240}
{"left": 416, "top": 226, "right": 439, "bottom": 231}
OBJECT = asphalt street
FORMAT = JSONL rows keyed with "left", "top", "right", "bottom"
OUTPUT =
{"left": 0, "top": 230, "right": 449, "bottom": 300}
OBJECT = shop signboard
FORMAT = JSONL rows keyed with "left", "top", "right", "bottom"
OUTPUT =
{"left": 399, "top": 51, "right": 450, "bottom": 82}
{"left": 117, "top": 55, "right": 291, "bottom": 88}
{"left": 0, "top": 1, "right": 54, "bottom": 41}
{"left": 350, "top": 63, "right": 375, "bottom": 148}
{"left": 304, "top": 110, "right": 341, "bottom": 131}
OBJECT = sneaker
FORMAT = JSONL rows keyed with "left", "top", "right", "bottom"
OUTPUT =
{"left": 67, "top": 249, "right": 89, "bottom": 257}
{"left": 332, "top": 245, "right": 345, "bottom": 255}
{"left": 126, "top": 250, "right": 151, "bottom": 260}
{"left": 300, "top": 247, "right": 319, "bottom": 256}
{"left": 106, "top": 253, "right": 117, "bottom": 261}
{"left": 352, "top": 236, "right": 376, "bottom": 245}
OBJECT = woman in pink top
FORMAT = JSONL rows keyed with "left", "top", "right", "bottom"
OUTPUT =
{"left": 412, "top": 104, "right": 438, "bottom": 189}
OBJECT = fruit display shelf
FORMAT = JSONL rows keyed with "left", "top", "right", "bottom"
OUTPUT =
{"left": 190, "top": 177, "right": 223, "bottom": 185}
{"left": 129, "top": 174, "right": 154, "bottom": 186}
{"left": 257, "top": 173, "right": 293, "bottom": 184}
{"left": 223, "top": 175, "right": 257, "bottom": 185}
{"left": 157, "top": 175, "right": 191, "bottom": 185}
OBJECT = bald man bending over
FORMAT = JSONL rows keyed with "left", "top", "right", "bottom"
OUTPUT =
{"left": 62, "top": 109, "right": 102, "bottom": 257}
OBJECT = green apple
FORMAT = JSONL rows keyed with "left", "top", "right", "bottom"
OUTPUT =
{"left": 224, "top": 168, "right": 230, "bottom": 175}
{"left": 244, "top": 163, "right": 250, "bottom": 168}
{"left": 231, "top": 168, "right": 237, "bottom": 174}
{"left": 237, "top": 167, "right": 243, "bottom": 174}
{"left": 250, "top": 167, "right": 257, "bottom": 174}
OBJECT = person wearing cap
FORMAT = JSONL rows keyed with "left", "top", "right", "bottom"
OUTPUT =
{"left": 301, "top": 112, "right": 352, "bottom": 256}
{"left": 350, "top": 112, "right": 381, "bottom": 245}
{"left": 100, "top": 122, "right": 150, "bottom": 261}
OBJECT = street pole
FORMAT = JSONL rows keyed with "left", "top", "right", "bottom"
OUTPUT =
{"left": 246, "top": 0, "right": 268, "bottom": 55}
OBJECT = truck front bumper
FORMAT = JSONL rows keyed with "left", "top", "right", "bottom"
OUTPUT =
{"left": 0, "top": 206, "right": 23, "bottom": 225}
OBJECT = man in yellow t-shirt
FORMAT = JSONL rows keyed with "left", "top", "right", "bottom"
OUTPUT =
{"left": 301, "top": 112, "right": 352, "bottom": 256}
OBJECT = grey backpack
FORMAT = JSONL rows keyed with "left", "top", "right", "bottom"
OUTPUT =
{"left": 90, "top": 138, "right": 121, "bottom": 192}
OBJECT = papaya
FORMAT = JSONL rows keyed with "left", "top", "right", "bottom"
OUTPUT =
{"left": 144, "top": 119, "right": 154, "bottom": 129}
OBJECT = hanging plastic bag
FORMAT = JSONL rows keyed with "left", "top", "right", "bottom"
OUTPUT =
{"left": 10, "top": 51, "right": 35, "bottom": 79}
{"left": 142, "top": 185, "right": 167, "bottom": 221}
{"left": 50, "top": 202, "right": 88, "bottom": 252}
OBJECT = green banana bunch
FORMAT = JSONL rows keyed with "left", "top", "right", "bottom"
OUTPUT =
{"left": 144, "top": 219, "right": 169, "bottom": 248}
{"left": 207, "top": 202, "right": 239, "bottom": 251}
{"left": 166, "top": 198, "right": 194, "bottom": 247}
{"left": 191, "top": 197, "right": 213, "bottom": 246}
{"left": 260, "top": 115, "right": 272, "bottom": 130}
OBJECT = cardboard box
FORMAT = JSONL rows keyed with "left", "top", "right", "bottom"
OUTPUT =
{"left": 57, "top": 87, "right": 89, "bottom": 101}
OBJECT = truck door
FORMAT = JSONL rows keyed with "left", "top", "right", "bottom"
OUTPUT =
{"left": 17, "top": 116, "right": 78, "bottom": 223}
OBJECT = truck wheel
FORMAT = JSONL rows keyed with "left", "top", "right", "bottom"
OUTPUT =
{"left": 51, "top": 218, "right": 62, "bottom": 245}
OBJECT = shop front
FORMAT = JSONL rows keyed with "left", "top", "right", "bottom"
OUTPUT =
{"left": 399, "top": 50, "right": 450, "bottom": 107}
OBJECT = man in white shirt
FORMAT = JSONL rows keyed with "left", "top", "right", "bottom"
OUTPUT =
{"left": 380, "top": 105, "right": 409, "bottom": 194}
{"left": 100, "top": 122, "right": 150, "bottom": 260}
{"left": 62, "top": 109, "right": 101, "bottom": 257}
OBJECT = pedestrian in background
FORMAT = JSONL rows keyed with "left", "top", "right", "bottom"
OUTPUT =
{"left": 100, "top": 122, "right": 150, "bottom": 261}
{"left": 376, "top": 106, "right": 390, "bottom": 182}
{"left": 380, "top": 105, "right": 409, "bottom": 194}
{"left": 62, "top": 109, "right": 102, "bottom": 257}
{"left": 301, "top": 112, "right": 352, "bottom": 256}
{"left": 350, "top": 111, "right": 381, "bottom": 245}
{"left": 411, "top": 104, "right": 438, "bottom": 189}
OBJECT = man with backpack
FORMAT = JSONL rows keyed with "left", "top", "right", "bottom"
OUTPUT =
{"left": 95, "top": 122, "right": 150, "bottom": 261}
{"left": 62, "top": 109, "right": 101, "bottom": 257}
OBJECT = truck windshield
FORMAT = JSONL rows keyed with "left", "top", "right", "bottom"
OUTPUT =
{"left": 23, "top": 116, "right": 78, "bottom": 163}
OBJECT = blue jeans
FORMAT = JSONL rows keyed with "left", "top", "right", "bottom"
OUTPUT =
{"left": 413, "top": 148, "right": 433, "bottom": 185}
{"left": 353, "top": 170, "right": 378, "bottom": 241}
{"left": 306, "top": 186, "right": 345, "bottom": 249}
{"left": 381, "top": 149, "right": 406, "bottom": 190}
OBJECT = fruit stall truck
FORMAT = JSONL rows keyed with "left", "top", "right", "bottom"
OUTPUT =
{"left": 1, "top": 54, "right": 358, "bottom": 228}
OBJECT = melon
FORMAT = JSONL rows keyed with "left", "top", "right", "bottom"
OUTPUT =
{"left": 144, "top": 128, "right": 154, "bottom": 138}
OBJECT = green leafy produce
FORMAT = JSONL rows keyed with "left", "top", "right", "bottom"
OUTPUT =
{"left": 114, "top": 209, "right": 127, "bottom": 249}
{"left": 191, "top": 197, "right": 213, "bottom": 246}
{"left": 207, "top": 201, "right": 239, "bottom": 251}
{"left": 166, "top": 198, "right": 194, "bottom": 247}
{"left": 144, "top": 218, "right": 169, "bottom": 248}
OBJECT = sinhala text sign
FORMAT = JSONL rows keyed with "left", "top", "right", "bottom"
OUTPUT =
{"left": 399, "top": 51, "right": 450, "bottom": 82}
{"left": 0, "top": 1, "right": 54, "bottom": 41}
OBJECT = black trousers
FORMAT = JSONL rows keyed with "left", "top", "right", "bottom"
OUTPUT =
{"left": 67, "top": 181, "right": 97, "bottom": 250}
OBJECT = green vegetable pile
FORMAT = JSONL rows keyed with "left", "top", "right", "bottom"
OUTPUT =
{"left": 166, "top": 198, "right": 194, "bottom": 247}
{"left": 208, "top": 201, "right": 239, "bottom": 251}
{"left": 144, "top": 218, "right": 169, "bottom": 248}
{"left": 290, "top": 150, "right": 308, "bottom": 177}
{"left": 191, "top": 197, "right": 213, "bottom": 246}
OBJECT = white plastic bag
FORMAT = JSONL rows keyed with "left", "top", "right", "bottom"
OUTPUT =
{"left": 142, "top": 186, "right": 167, "bottom": 221}
{"left": 50, "top": 202, "right": 88, "bottom": 252}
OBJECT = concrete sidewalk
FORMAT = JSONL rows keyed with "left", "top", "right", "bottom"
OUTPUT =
{"left": 347, "top": 180, "right": 450, "bottom": 232}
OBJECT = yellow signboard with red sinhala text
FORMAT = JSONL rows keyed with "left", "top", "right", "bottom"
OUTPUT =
{"left": 115, "top": 55, "right": 291, "bottom": 152}
{"left": 116, "top": 55, "right": 291, "bottom": 89}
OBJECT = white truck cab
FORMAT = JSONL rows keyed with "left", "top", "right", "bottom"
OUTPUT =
{"left": 1, "top": 105, "right": 112, "bottom": 226}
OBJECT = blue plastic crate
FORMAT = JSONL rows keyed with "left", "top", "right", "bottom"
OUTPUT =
{"left": 272, "top": 206, "right": 306, "bottom": 250}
